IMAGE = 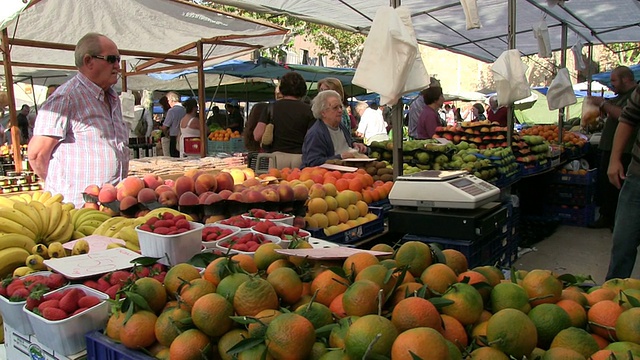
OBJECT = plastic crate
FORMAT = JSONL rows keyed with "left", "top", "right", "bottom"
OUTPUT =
{"left": 521, "top": 161, "right": 551, "bottom": 176}
{"left": 86, "top": 330, "right": 154, "bottom": 360}
{"left": 519, "top": 215, "right": 561, "bottom": 247}
{"left": 402, "top": 232, "right": 511, "bottom": 269}
{"left": 546, "top": 204, "right": 596, "bottom": 227}
{"left": 546, "top": 183, "right": 596, "bottom": 206}
{"left": 369, "top": 198, "right": 392, "bottom": 214}
{"left": 207, "top": 138, "right": 245, "bottom": 155}
{"left": 552, "top": 168, "right": 597, "bottom": 185}
{"left": 307, "top": 207, "right": 384, "bottom": 244}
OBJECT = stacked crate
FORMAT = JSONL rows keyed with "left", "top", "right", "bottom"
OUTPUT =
{"left": 544, "top": 168, "right": 597, "bottom": 227}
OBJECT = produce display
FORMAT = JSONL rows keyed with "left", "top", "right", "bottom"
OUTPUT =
{"left": 207, "top": 128, "right": 242, "bottom": 141}
{"left": 216, "top": 231, "right": 277, "bottom": 253}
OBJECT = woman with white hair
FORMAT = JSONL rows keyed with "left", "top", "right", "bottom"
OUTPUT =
{"left": 302, "top": 90, "right": 367, "bottom": 167}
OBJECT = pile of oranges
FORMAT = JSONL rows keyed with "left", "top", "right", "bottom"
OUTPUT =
{"left": 102, "top": 238, "right": 640, "bottom": 359}
{"left": 208, "top": 128, "right": 241, "bottom": 142}
{"left": 520, "top": 125, "right": 587, "bottom": 147}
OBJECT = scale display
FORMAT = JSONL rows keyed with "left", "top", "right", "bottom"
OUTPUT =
{"left": 389, "top": 171, "right": 500, "bottom": 209}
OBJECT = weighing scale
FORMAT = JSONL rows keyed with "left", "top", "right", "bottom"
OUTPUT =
{"left": 388, "top": 170, "right": 506, "bottom": 241}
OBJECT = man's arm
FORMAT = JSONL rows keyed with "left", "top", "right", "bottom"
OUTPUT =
{"left": 27, "top": 135, "right": 59, "bottom": 181}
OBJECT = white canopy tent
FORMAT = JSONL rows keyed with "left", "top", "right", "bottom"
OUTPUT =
{"left": 0, "top": 0, "right": 288, "bottom": 163}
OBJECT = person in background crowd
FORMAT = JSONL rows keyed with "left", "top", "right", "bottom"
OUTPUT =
{"left": 254, "top": 71, "right": 315, "bottom": 169}
{"left": 604, "top": 81, "right": 640, "bottom": 280}
{"left": 460, "top": 103, "right": 474, "bottom": 122}
{"left": 158, "top": 95, "right": 170, "bottom": 121}
{"left": 131, "top": 90, "right": 153, "bottom": 139}
{"left": 588, "top": 66, "right": 638, "bottom": 231}
{"left": 46, "top": 85, "right": 59, "bottom": 99}
{"left": 17, "top": 104, "right": 30, "bottom": 144}
{"left": 178, "top": 98, "right": 200, "bottom": 157}
{"left": 28, "top": 32, "right": 129, "bottom": 207}
{"left": 415, "top": 86, "right": 445, "bottom": 139}
{"left": 445, "top": 104, "right": 456, "bottom": 126}
{"left": 318, "top": 77, "right": 351, "bottom": 131}
{"left": 487, "top": 95, "right": 509, "bottom": 127}
{"left": 161, "top": 91, "right": 185, "bottom": 158}
{"left": 472, "top": 102, "right": 486, "bottom": 121}
{"left": 206, "top": 106, "right": 226, "bottom": 128}
{"left": 302, "top": 90, "right": 367, "bottom": 167}
{"left": 225, "top": 102, "right": 244, "bottom": 133}
{"left": 355, "top": 101, "right": 389, "bottom": 145}
{"left": 408, "top": 88, "right": 427, "bottom": 139}
{"left": 346, "top": 105, "right": 358, "bottom": 130}
{"left": 244, "top": 103, "right": 269, "bottom": 152}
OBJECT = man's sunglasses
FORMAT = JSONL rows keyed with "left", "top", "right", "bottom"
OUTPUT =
{"left": 91, "top": 55, "right": 121, "bottom": 64}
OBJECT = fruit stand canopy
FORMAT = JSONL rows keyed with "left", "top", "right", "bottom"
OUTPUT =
{"left": 213, "top": 0, "right": 640, "bottom": 63}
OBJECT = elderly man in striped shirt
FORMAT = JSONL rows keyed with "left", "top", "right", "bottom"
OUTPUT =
{"left": 28, "top": 33, "right": 129, "bottom": 207}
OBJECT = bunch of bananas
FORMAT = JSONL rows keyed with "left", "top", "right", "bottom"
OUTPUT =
{"left": 12, "top": 239, "right": 91, "bottom": 277}
{"left": 70, "top": 207, "right": 112, "bottom": 239}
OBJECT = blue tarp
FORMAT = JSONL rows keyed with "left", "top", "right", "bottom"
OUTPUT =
{"left": 593, "top": 64, "right": 640, "bottom": 88}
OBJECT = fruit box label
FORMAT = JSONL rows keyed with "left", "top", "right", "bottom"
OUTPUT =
{"left": 3, "top": 323, "right": 86, "bottom": 360}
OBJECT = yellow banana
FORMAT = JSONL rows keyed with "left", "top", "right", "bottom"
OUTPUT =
{"left": 19, "top": 193, "right": 33, "bottom": 203}
{"left": 0, "top": 217, "right": 37, "bottom": 240}
{"left": 58, "top": 219, "right": 74, "bottom": 243}
{"left": 43, "top": 193, "right": 64, "bottom": 207}
{"left": 0, "top": 207, "right": 38, "bottom": 232}
{"left": 46, "top": 209, "right": 71, "bottom": 243}
{"left": 124, "top": 241, "right": 140, "bottom": 252}
{"left": 13, "top": 266, "right": 36, "bottom": 277}
{"left": 30, "top": 201, "right": 49, "bottom": 238}
{"left": 31, "top": 191, "right": 42, "bottom": 202}
{"left": 77, "top": 219, "right": 105, "bottom": 230}
{"left": 0, "top": 196, "right": 16, "bottom": 209}
{"left": 61, "top": 202, "right": 75, "bottom": 212}
{"left": 106, "top": 242, "right": 125, "bottom": 249}
{"left": 26, "top": 254, "right": 47, "bottom": 271}
{"left": 77, "top": 225, "right": 97, "bottom": 236}
{"left": 9, "top": 195, "right": 27, "bottom": 204}
{"left": 71, "top": 208, "right": 93, "bottom": 228}
{"left": 13, "top": 202, "right": 43, "bottom": 239}
{"left": 0, "top": 247, "right": 30, "bottom": 278}
{"left": 114, "top": 226, "right": 139, "bottom": 246}
{"left": 32, "top": 243, "right": 49, "bottom": 258}
{"left": 47, "top": 241, "right": 66, "bottom": 258}
{"left": 71, "top": 239, "right": 90, "bottom": 255}
{"left": 93, "top": 217, "right": 127, "bottom": 236}
{"left": 76, "top": 211, "right": 111, "bottom": 228}
{"left": 143, "top": 207, "right": 193, "bottom": 222}
{"left": 38, "top": 190, "right": 52, "bottom": 203}
{"left": 0, "top": 233, "right": 37, "bottom": 252}
{"left": 71, "top": 231, "right": 86, "bottom": 240}
{"left": 46, "top": 202, "right": 63, "bottom": 237}
{"left": 104, "top": 219, "right": 134, "bottom": 238}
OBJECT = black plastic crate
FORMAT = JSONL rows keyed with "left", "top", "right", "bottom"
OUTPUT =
{"left": 552, "top": 168, "right": 597, "bottom": 185}
{"left": 545, "top": 204, "right": 596, "bottom": 227}
{"left": 519, "top": 215, "right": 561, "bottom": 247}
{"left": 546, "top": 183, "right": 596, "bottom": 207}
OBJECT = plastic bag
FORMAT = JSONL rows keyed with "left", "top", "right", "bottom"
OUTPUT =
{"left": 572, "top": 41, "right": 587, "bottom": 71}
{"left": 547, "top": 68, "right": 577, "bottom": 110}
{"left": 460, "top": 0, "right": 482, "bottom": 30}
{"left": 491, "top": 50, "right": 531, "bottom": 106}
{"left": 581, "top": 98, "right": 601, "bottom": 127}
{"left": 532, "top": 19, "right": 552, "bottom": 58}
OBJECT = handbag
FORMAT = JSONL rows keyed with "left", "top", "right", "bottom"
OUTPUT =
{"left": 261, "top": 103, "right": 275, "bottom": 148}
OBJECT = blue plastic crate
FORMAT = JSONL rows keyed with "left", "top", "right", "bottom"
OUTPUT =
{"left": 552, "top": 168, "right": 597, "bottom": 185}
{"left": 207, "top": 138, "right": 245, "bottom": 155}
{"left": 369, "top": 198, "right": 392, "bottom": 214}
{"left": 86, "top": 330, "right": 154, "bottom": 360}
{"left": 546, "top": 183, "right": 596, "bottom": 206}
{"left": 402, "top": 232, "right": 511, "bottom": 269}
{"left": 307, "top": 207, "right": 384, "bottom": 244}
{"left": 546, "top": 204, "right": 596, "bottom": 227}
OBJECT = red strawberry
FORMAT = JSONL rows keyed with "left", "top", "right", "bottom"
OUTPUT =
{"left": 134, "top": 266, "right": 150, "bottom": 279}
{"left": 43, "top": 291, "right": 65, "bottom": 301}
{"left": 139, "top": 224, "right": 153, "bottom": 232}
{"left": 152, "top": 272, "right": 166, "bottom": 283}
{"left": 153, "top": 227, "right": 170, "bottom": 235}
{"left": 146, "top": 216, "right": 160, "bottom": 226}
{"left": 78, "top": 295, "right": 101, "bottom": 309}
{"left": 105, "top": 284, "right": 121, "bottom": 299}
{"left": 83, "top": 279, "right": 99, "bottom": 290}
{"left": 108, "top": 270, "right": 131, "bottom": 286}
{"left": 6, "top": 279, "right": 25, "bottom": 297}
{"left": 26, "top": 296, "right": 42, "bottom": 311}
{"left": 96, "top": 277, "right": 111, "bottom": 292}
{"left": 10, "top": 287, "right": 29, "bottom": 301}
{"left": 175, "top": 219, "right": 190, "bottom": 230}
{"left": 283, "top": 227, "right": 296, "bottom": 236}
{"left": 268, "top": 226, "right": 283, "bottom": 237}
{"left": 38, "top": 299, "right": 60, "bottom": 311}
{"left": 42, "top": 307, "right": 68, "bottom": 321}
{"left": 46, "top": 273, "right": 67, "bottom": 289}
{"left": 154, "top": 219, "right": 173, "bottom": 228}
{"left": 59, "top": 288, "right": 84, "bottom": 314}
{"left": 71, "top": 307, "right": 89, "bottom": 317}
{"left": 151, "top": 263, "right": 166, "bottom": 273}
{"left": 173, "top": 214, "right": 186, "bottom": 222}
{"left": 162, "top": 212, "right": 174, "bottom": 220}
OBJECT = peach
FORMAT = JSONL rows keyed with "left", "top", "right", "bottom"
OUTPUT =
{"left": 277, "top": 184, "right": 294, "bottom": 202}
{"left": 100, "top": 205, "right": 118, "bottom": 217}
{"left": 135, "top": 209, "right": 150, "bottom": 218}
{"left": 233, "top": 184, "right": 247, "bottom": 193}
{"left": 194, "top": 173, "right": 217, "bottom": 195}
{"left": 116, "top": 176, "right": 145, "bottom": 201}
{"left": 308, "top": 183, "right": 326, "bottom": 199}
{"left": 142, "top": 174, "right": 164, "bottom": 190}
{"left": 82, "top": 202, "right": 100, "bottom": 210}
{"left": 292, "top": 184, "right": 309, "bottom": 201}
{"left": 164, "top": 179, "right": 175, "bottom": 188}
{"left": 242, "top": 168, "right": 256, "bottom": 180}
{"left": 243, "top": 189, "right": 266, "bottom": 203}
{"left": 174, "top": 176, "right": 195, "bottom": 198}
{"left": 84, "top": 184, "right": 100, "bottom": 197}
{"left": 154, "top": 185, "right": 173, "bottom": 195}
{"left": 203, "top": 193, "right": 223, "bottom": 205}
{"left": 98, "top": 185, "right": 117, "bottom": 204}
{"left": 215, "top": 172, "right": 235, "bottom": 192}
{"left": 158, "top": 190, "right": 178, "bottom": 207}
{"left": 218, "top": 189, "right": 233, "bottom": 200}
{"left": 227, "top": 192, "right": 245, "bottom": 202}
{"left": 184, "top": 169, "right": 203, "bottom": 179}
{"left": 178, "top": 191, "right": 200, "bottom": 206}
{"left": 260, "top": 187, "right": 280, "bottom": 202}
{"left": 120, "top": 196, "right": 139, "bottom": 211}
{"left": 198, "top": 191, "right": 214, "bottom": 204}
{"left": 243, "top": 177, "right": 262, "bottom": 188}
{"left": 137, "top": 188, "right": 158, "bottom": 204}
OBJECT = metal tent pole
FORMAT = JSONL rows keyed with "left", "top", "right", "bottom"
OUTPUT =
{"left": 1, "top": 28, "right": 22, "bottom": 172}
{"left": 391, "top": 0, "right": 403, "bottom": 179}
{"left": 558, "top": 24, "right": 568, "bottom": 143}
{"left": 506, "top": 0, "right": 516, "bottom": 147}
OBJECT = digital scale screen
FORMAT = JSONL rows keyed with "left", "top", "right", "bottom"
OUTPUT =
{"left": 449, "top": 177, "right": 473, "bottom": 188}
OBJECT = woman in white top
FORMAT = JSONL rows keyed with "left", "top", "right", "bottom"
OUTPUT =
{"left": 178, "top": 98, "right": 201, "bottom": 157}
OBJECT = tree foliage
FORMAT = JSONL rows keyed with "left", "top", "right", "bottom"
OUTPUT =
{"left": 203, "top": 2, "right": 365, "bottom": 67}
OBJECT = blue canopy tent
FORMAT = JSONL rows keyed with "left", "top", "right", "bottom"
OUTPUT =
{"left": 593, "top": 64, "right": 640, "bottom": 89}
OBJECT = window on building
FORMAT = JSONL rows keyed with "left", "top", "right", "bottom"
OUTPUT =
{"left": 301, "top": 49, "right": 309, "bottom": 65}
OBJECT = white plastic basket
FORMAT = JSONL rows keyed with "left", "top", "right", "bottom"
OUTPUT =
{"left": 215, "top": 230, "right": 281, "bottom": 257}
{"left": 241, "top": 213, "right": 295, "bottom": 226}
{"left": 23, "top": 284, "right": 109, "bottom": 356}
{"left": 250, "top": 223, "right": 310, "bottom": 249}
{"left": 136, "top": 221, "right": 204, "bottom": 265}
{"left": 202, "top": 223, "right": 241, "bottom": 250}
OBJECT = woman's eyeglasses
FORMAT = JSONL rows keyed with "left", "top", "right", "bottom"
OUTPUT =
{"left": 92, "top": 55, "right": 121, "bottom": 64}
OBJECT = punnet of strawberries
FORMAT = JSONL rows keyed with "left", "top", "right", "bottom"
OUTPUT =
{"left": 202, "top": 226, "right": 237, "bottom": 242}
{"left": 217, "top": 232, "right": 275, "bottom": 252}
{"left": 244, "top": 208, "right": 292, "bottom": 220}
{"left": 28, "top": 286, "right": 103, "bottom": 321}
{"left": 218, "top": 215, "right": 260, "bottom": 229}
{"left": 0, "top": 272, "right": 67, "bottom": 303}
{"left": 251, "top": 219, "right": 309, "bottom": 240}
{"left": 138, "top": 212, "right": 192, "bottom": 235}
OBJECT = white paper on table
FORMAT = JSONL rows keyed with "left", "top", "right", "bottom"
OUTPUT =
{"left": 491, "top": 50, "right": 531, "bottom": 107}
{"left": 547, "top": 68, "right": 577, "bottom": 110}
{"left": 352, "top": 6, "right": 430, "bottom": 106}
